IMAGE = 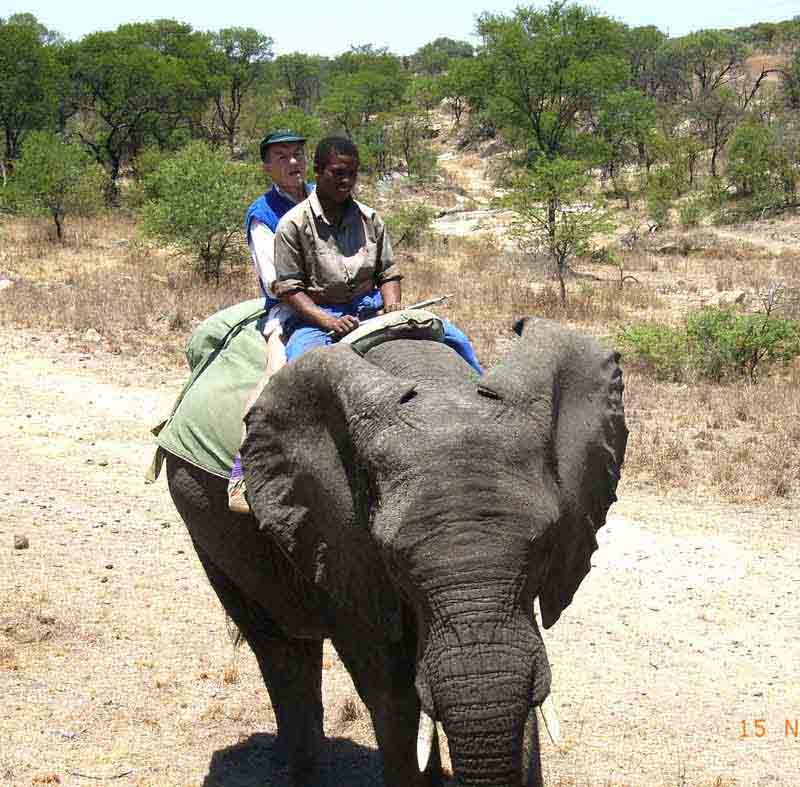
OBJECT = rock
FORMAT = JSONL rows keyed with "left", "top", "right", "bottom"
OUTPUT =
{"left": 655, "top": 243, "right": 684, "bottom": 255}
{"left": 13, "top": 534, "right": 29, "bottom": 550}
{"left": 705, "top": 290, "right": 748, "bottom": 308}
{"left": 83, "top": 328, "right": 102, "bottom": 343}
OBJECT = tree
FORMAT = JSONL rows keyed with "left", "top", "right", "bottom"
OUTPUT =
{"left": 411, "top": 37, "right": 473, "bottom": 75}
{"left": 405, "top": 76, "right": 443, "bottom": 112}
{"left": 0, "top": 21, "right": 61, "bottom": 167}
{"left": 439, "top": 57, "right": 486, "bottom": 124}
{"left": 502, "top": 157, "right": 614, "bottom": 305}
{"left": 680, "top": 30, "right": 746, "bottom": 97}
{"left": 625, "top": 25, "right": 667, "bottom": 99}
{"left": 780, "top": 49, "right": 800, "bottom": 110}
{"left": 726, "top": 120, "right": 793, "bottom": 205}
{"left": 209, "top": 28, "right": 274, "bottom": 155}
{"left": 10, "top": 131, "right": 107, "bottom": 240}
{"left": 477, "top": 2, "right": 629, "bottom": 157}
{"left": 388, "top": 106, "right": 436, "bottom": 178}
{"left": 0, "top": 12, "right": 61, "bottom": 44}
{"left": 274, "top": 53, "right": 327, "bottom": 111}
{"left": 319, "top": 48, "right": 408, "bottom": 136}
{"left": 65, "top": 26, "right": 210, "bottom": 191}
{"left": 140, "top": 141, "right": 260, "bottom": 281}
{"left": 594, "top": 89, "right": 657, "bottom": 192}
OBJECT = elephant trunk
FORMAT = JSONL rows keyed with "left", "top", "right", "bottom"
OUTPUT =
{"left": 420, "top": 616, "right": 550, "bottom": 787}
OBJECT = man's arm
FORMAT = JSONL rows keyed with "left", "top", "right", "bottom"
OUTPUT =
{"left": 273, "top": 215, "right": 358, "bottom": 336}
{"left": 373, "top": 212, "right": 402, "bottom": 311}
{"left": 248, "top": 219, "right": 278, "bottom": 297}
{"left": 380, "top": 279, "right": 402, "bottom": 312}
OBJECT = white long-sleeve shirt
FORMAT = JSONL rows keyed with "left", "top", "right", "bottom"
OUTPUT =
{"left": 247, "top": 185, "right": 306, "bottom": 335}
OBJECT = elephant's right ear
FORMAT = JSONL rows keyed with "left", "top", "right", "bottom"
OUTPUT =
{"left": 484, "top": 318, "right": 628, "bottom": 629}
{"left": 241, "top": 345, "right": 416, "bottom": 638}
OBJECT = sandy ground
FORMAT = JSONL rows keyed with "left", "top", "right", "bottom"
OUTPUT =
{"left": 1, "top": 327, "right": 798, "bottom": 787}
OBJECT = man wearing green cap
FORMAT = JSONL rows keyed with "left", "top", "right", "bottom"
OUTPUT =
{"left": 228, "top": 129, "right": 313, "bottom": 512}
{"left": 245, "top": 129, "right": 313, "bottom": 329}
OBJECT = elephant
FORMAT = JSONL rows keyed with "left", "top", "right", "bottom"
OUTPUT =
{"left": 165, "top": 316, "right": 627, "bottom": 787}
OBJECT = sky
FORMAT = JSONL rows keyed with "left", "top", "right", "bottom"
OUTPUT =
{"left": 2, "top": 0, "right": 798, "bottom": 55}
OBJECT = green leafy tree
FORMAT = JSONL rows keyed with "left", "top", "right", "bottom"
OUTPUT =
{"left": 594, "top": 89, "right": 657, "bottom": 203}
{"left": 405, "top": 76, "right": 444, "bottom": 112}
{"left": 274, "top": 53, "right": 327, "bottom": 111}
{"left": 660, "top": 29, "right": 746, "bottom": 104}
{"left": 140, "top": 141, "right": 260, "bottom": 281}
{"left": 411, "top": 37, "right": 473, "bottom": 75}
{"left": 477, "top": 2, "right": 629, "bottom": 156}
{"left": 502, "top": 157, "right": 615, "bottom": 305}
{"left": 10, "top": 131, "right": 108, "bottom": 240}
{"left": 388, "top": 106, "right": 437, "bottom": 178}
{"left": 625, "top": 25, "right": 668, "bottom": 99}
{"left": 439, "top": 57, "right": 487, "bottom": 124}
{"left": 725, "top": 120, "right": 795, "bottom": 211}
{"left": 320, "top": 47, "right": 408, "bottom": 135}
{"left": 781, "top": 49, "right": 800, "bottom": 110}
{"left": 65, "top": 26, "right": 210, "bottom": 190}
{"left": 0, "top": 12, "right": 61, "bottom": 44}
{"left": 209, "top": 28, "right": 274, "bottom": 155}
{"left": 0, "top": 20, "right": 61, "bottom": 167}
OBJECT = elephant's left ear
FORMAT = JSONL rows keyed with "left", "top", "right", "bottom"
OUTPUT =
{"left": 241, "top": 345, "right": 415, "bottom": 639}
{"left": 485, "top": 318, "right": 628, "bottom": 628}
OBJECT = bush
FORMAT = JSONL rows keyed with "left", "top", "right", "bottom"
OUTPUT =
{"left": 687, "top": 307, "right": 800, "bottom": 382}
{"left": 616, "top": 322, "right": 689, "bottom": 381}
{"left": 140, "top": 141, "right": 261, "bottom": 281}
{"left": 384, "top": 203, "right": 437, "bottom": 249}
{"left": 8, "top": 131, "right": 108, "bottom": 240}
{"left": 618, "top": 307, "right": 800, "bottom": 383}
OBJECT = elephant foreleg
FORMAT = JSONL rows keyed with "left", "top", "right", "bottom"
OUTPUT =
{"left": 193, "top": 543, "right": 324, "bottom": 784}
{"left": 333, "top": 637, "right": 444, "bottom": 787}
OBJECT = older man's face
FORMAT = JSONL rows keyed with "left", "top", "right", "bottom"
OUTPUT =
{"left": 264, "top": 142, "right": 306, "bottom": 193}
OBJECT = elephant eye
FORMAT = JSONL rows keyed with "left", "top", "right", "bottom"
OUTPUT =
{"left": 477, "top": 385, "right": 502, "bottom": 401}
{"left": 399, "top": 388, "right": 417, "bottom": 405}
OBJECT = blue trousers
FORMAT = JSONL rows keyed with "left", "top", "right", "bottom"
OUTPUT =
{"left": 284, "top": 292, "right": 483, "bottom": 375}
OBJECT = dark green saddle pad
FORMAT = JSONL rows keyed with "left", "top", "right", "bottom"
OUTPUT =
{"left": 147, "top": 302, "right": 444, "bottom": 482}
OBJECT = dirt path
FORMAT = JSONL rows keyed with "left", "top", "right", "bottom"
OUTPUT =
{"left": 1, "top": 330, "right": 798, "bottom": 787}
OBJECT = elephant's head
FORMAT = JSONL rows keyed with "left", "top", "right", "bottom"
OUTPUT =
{"left": 241, "top": 318, "right": 627, "bottom": 786}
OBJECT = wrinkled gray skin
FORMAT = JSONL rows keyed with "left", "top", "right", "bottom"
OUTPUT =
{"left": 166, "top": 318, "right": 627, "bottom": 787}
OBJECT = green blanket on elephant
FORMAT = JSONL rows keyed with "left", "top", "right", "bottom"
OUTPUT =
{"left": 148, "top": 298, "right": 269, "bottom": 481}
{"left": 147, "top": 300, "right": 446, "bottom": 482}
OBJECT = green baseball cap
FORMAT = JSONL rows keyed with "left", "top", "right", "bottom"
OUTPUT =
{"left": 259, "top": 129, "right": 307, "bottom": 161}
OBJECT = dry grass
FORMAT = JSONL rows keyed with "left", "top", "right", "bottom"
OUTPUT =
{"left": 2, "top": 211, "right": 799, "bottom": 507}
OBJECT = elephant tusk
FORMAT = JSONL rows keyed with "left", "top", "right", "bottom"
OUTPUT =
{"left": 437, "top": 721, "right": 451, "bottom": 772}
{"left": 538, "top": 695, "right": 563, "bottom": 749}
{"left": 417, "top": 709, "right": 435, "bottom": 772}
{"left": 533, "top": 596, "right": 564, "bottom": 750}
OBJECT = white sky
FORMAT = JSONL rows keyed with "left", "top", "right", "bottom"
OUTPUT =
{"left": 2, "top": 0, "right": 798, "bottom": 55}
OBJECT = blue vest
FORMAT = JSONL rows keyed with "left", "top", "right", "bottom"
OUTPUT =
{"left": 244, "top": 184, "right": 314, "bottom": 302}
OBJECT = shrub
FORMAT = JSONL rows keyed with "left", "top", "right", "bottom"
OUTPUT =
{"left": 687, "top": 307, "right": 800, "bottom": 382}
{"left": 8, "top": 131, "right": 108, "bottom": 241}
{"left": 140, "top": 141, "right": 261, "bottom": 282}
{"left": 678, "top": 195, "right": 705, "bottom": 228}
{"left": 384, "top": 203, "right": 437, "bottom": 249}
{"left": 618, "top": 307, "right": 800, "bottom": 383}
{"left": 616, "top": 322, "right": 689, "bottom": 381}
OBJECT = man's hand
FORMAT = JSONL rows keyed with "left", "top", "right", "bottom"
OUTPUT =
{"left": 383, "top": 302, "right": 402, "bottom": 313}
{"left": 325, "top": 314, "right": 360, "bottom": 337}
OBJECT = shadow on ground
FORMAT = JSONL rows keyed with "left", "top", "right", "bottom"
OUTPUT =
{"left": 203, "top": 732, "right": 383, "bottom": 786}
